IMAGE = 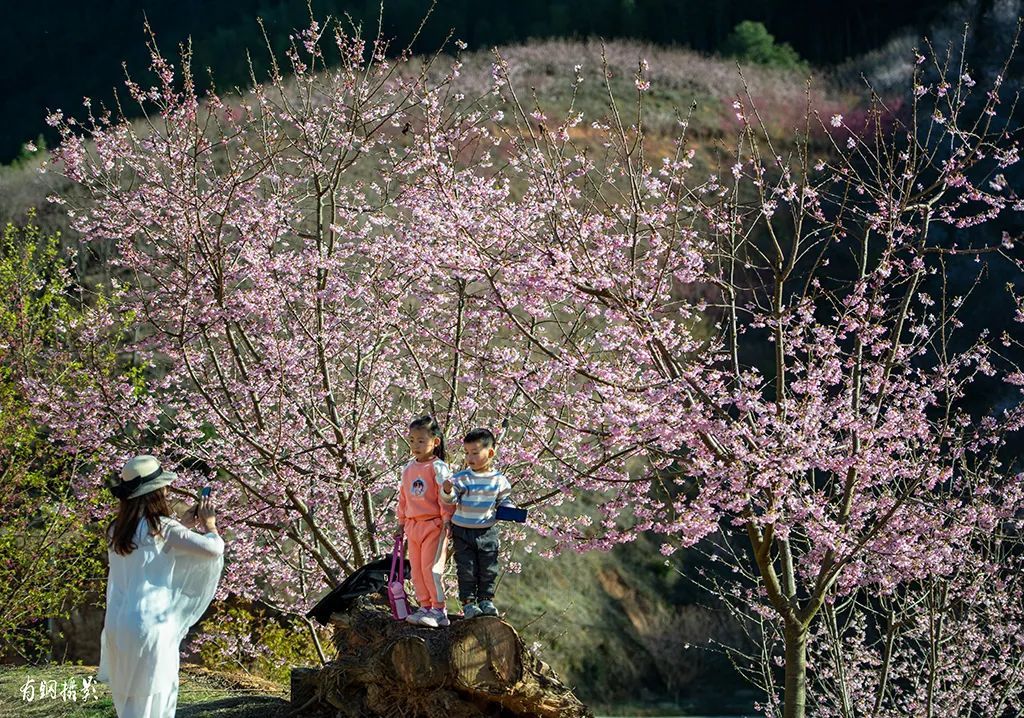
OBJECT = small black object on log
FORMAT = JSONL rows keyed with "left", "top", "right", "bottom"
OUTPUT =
{"left": 306, "top": 555, "right": 408, "bottom": 625}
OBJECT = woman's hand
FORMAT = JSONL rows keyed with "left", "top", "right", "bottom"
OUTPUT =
{"left": 197, "top": 495, "right": 218, "bottom": 534}
{"left": 181, "top": 505, "right": 199, "bottom": 530}
{"left": 394, "top": 524, "right": 404, "bottom": 539}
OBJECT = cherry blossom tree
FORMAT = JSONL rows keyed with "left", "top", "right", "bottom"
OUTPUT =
{"left": 403, "top": 30, "right": 1024, "bottom": 718}
{"left": 808, "top": 533, "right": 1024, "bottom": 718}
{"left": 37, "top": 14, "right": 1024, "bottom": 718}
{"left": 34, "top": 17, "right": 581, "bottom": 624}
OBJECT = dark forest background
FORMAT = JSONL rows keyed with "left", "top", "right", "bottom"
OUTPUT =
{"left": 1, "top": 0, "right": 958, "bottom": 163}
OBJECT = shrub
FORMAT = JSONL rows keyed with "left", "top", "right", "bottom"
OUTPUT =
{"left": 723, "top": 21, "right": 807, "bottom": 71}
{"left": 0, "top": 215, "right": 105, "bottom": 661}
{"left": 191, "top": 603, "right": 332, "bottom": 683}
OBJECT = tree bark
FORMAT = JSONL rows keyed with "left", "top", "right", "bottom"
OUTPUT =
{"left": 784, "top": 621, "right": 808, "bottom": 718}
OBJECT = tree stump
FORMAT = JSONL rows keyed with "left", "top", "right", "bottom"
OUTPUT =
{"left": 292, "top": 597, "right": 593, "bottom": 718}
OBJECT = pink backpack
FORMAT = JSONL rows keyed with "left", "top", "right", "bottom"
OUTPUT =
{"left": 388, "top": 535, "right": 411, "bottom": 620}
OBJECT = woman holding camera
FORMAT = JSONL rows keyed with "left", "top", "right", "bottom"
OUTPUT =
{"left": 97, "top": 455, "right": 225, "bottom": 718}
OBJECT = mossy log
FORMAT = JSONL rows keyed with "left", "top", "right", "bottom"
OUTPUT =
{"left": 292, "top": 598, "right": 593, "bottom": 718}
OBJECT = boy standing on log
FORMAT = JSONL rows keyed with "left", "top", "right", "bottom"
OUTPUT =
{"left": 441, "top": 428, "right": 515, "bottom": 618}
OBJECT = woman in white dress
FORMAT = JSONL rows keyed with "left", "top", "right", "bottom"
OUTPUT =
{"left": 96, "top": 455, "right": 225, "bottom": 718}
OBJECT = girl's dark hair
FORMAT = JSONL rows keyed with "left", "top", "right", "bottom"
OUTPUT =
{"left": 107, "top": 488, "right": 173, "bottom": 556}
{"left": 409, "top": 414, "right": 446, "bottom": 461}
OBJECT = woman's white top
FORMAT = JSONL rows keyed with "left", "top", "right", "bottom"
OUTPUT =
{"left": 97, "top": 516, "right": 224, "bottom": 699}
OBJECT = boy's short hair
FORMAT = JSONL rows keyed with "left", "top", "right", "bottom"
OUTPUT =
{"left": 463, "top": 427, "right": 496, "bottom": 448}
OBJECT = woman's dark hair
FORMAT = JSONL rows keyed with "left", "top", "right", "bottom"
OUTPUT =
{"left": 409, "top": 414, "right": 446, "bottom": 461}
{"left": 107, "top": 488, "right": 173, "bottom": 556}
{"left": 463, "top": 427, "right": 496, "bottom": 449}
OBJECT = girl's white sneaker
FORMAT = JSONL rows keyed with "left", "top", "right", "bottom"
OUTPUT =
{"left": 415, "top": 608, "right": 449, "bottom": 628}
{"left": 406, "top": 607, "right": 430, "bottom": 625}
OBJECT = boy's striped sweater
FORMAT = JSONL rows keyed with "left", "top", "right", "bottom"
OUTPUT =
{"left": 440, "top": 467, "right": 513, "bottom": 529}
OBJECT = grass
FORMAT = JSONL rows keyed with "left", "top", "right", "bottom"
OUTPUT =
{"left": 0, "top": 664, "right": 290, "bottom": 718}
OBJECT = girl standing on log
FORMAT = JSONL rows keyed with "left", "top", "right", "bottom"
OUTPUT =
{"left": 395, "top": 415, "right": 455, "bottom": 627}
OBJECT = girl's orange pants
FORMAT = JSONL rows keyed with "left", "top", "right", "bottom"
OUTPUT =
{"left": 404, "top": 517, "right": 448, "bottom": 609}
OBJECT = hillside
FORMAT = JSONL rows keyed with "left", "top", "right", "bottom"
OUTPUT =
{"left": 0, "top": 36, "right": 883, "bottom": 237}
{"left": 0, "top": 0, "right": 955, "bottom": 163}
{"left": 498, "top": 532, "right": 757, "bottom": 713}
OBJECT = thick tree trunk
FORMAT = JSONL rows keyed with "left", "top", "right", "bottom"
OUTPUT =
{"left": 783, "top": 622, "right": 808, "bottom": 718}
{"left": 293, "top": 598, "right": 593, "bottom": 718}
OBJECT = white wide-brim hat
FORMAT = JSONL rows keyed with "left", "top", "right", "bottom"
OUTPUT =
{"left": 109, "top": 454, "right": 178, "bottom": 500}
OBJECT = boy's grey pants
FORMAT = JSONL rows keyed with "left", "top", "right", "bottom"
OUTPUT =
{"left": 450, "top": 524, "right": 500, "bottom": 604}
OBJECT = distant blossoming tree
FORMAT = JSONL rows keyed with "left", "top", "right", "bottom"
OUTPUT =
{"left": 38, "top": 15, "right": 1024, "bottom": 718}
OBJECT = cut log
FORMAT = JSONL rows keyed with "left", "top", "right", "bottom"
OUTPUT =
{"left": 449, "top": 616, "right": 522, "bottom": 691}
{"left": 390, "top": 636, "right": 439, "bottom": 687}
{"left": 292, "top": 596, "right": 593, "bottom": 718}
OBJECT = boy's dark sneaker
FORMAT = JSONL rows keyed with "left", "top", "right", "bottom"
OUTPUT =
{"left": 463, "top": 603, "right": 483, "bottom": 618}
{"left": 478, "top": 600, "right": 498, "bottom": 616}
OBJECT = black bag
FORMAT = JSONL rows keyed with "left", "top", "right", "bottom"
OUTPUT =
{"left": 306, "top": 554, "right": 411, "bottom": 625}
{"left": 496, "top": 505, "right": 528, "bottom": 522}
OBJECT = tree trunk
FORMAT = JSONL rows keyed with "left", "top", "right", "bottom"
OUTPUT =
{"left": 783, "top": 621, "right": 808, "bottom": 718}
{"left": 292, "top": 597, "right": 593, "bottom": 718}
